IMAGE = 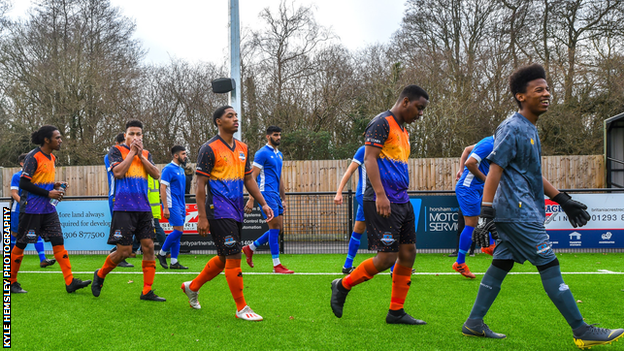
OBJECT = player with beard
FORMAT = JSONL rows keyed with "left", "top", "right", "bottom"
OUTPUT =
{"left": 242, "top": 126, "right": 293, "bottom": 274}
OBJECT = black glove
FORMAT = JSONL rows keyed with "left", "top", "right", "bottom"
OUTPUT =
{"left": 552, "top": 192, "right": 590, "bottom": 228}
{"left": 473, "top": 206, "right": 498, "bottom": 248}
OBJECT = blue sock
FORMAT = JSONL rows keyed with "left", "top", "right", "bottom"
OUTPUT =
{"left": 390, "top": 263, "right": 395, "bottom": 273}
{"left": 269, "top": 229, "right": 280, "bottom": 259}
{"left": 344, "top": 232, "right": 362, "bottom": 268}
{"left": 457, "top": 226, "right": 475, "bottom": 264}
{"left": 35, "top": 237, "right": 46, "bottom": 262}
{"left": 10, "top": 235, "right": 16, "bottom": 252}
{"left": 162, "top": 229, "right": 183, "bottom": 252}
{"left": 489, "top": 234, "right": 495, "bottom": 246}
{"left": 171, "top": 240, "right": 180, "bottom": 260}
{"left": 253, "top": 231, "right": 270, "bottom": 248}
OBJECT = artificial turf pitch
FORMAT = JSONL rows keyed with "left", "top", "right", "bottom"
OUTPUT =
{"left": 9, "top": 252, "right": 624, "bottom": 350}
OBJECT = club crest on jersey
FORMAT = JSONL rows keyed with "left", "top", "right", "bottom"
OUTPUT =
{"left": 238, "top": 151, "right": 246, "bottom": 162}
{"left": 381, "top": 233, "right": 395, "bottom": 246}
{"left": 224, "top": 235, "right": 236, "bottom": 247}
{"left": 26, "top": 229, "right": 37, "bottom": 240}
{"left": 113, "top": 230, "right": 122, "bottom": 239}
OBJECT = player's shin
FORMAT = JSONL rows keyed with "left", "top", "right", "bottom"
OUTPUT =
{"left": 468, "top": 264, "right": 509, "bottom": 319}
{"left": 539, "top": 263, "right": 584, "bottom": 329}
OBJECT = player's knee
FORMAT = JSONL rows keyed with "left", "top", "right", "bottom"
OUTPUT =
{"left": 492, "top": 259, "right": 514, "bottom": 272}
{"left": 536, "top": 258, "right": 559, "bottom": 272}
{"left": 15, "top": 242, "right": 27, "bottom": 250}
{"left": 49, "top": 236, "right": 64, "bottom": 246}
{"left": 116, "top": 245, "right": 133, "bottom": 258}
{"left": 374, "top": 253, "right": 398, "bottom": 270}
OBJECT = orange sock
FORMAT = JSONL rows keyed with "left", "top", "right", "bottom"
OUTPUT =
{"left": 53, "top": 245, "right": 73, "bottom": 285}
{"left": 9, "top": 247, "right": 24, "bottom": 284}
{"left": 225, "top": 259, "right": 246, "bottom": 311}
{"left": 190, "top": 256, "right": 225, "bottom": 291}
{"left": 342, "top": 258, "right": 378, "bottom": 290}
{"left": 142, "top": 260, "right": 156, "bottom": 295}
{"left": 390, "top": 263, "right": 412, "bottom": 311}
{"left": 97, "top": 255, "right": 118, "bottom": 279}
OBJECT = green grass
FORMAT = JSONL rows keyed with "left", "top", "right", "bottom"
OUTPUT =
{"left": 10, "top": 252, "right": 624, "bottom": 350}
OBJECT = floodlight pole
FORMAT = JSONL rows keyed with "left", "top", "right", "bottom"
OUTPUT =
{"left": 229, "top": 0, "right": 242, "bottom": 141}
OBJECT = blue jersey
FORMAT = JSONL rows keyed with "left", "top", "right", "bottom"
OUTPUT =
{"left": 487, "top": 112, "right": 545, "bottom": 222}
{"left": 161, "top": 161, "right": 186, "bottom": 209}
{"left": 10, "top": 170, "right": 22, "bottom": 214}
{"left": 253, "top": 144, "right": 283, "bottom": 195}
{"left": 352, "top": 146, "right": 366, "bottom": 198}
{"left": 457, "top": 136, "right": 494, "bottom": 190}
{"left": 104, "top": 154, "right": 115, "bottom": 209}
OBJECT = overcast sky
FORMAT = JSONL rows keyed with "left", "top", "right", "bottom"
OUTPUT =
{"left": 7, "top": 0, "right": 406, "bottom": 65}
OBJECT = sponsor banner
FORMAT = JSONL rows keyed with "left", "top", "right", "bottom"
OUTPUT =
{"left": 411, "top": 195, "right": 459, "bottom": 249}
{"left": 545, "top": 194, "right": 624, "bottom": 249}
{"left": 159, "top": 202, "right": 268, "bottom": 251}
{"left": 56, "top": 200, "right": 113, "bottom": 251}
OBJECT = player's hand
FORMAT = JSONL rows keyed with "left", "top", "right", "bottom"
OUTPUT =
{"left": 552, "top": 192, "right": 590, "bottom": 228}
{"left": 244, "top": 199, "right": 254, "bottom": 214}
{"left": 375, "top": 193, "right": 391, "bottom": 217}
{"left": 473, "top": 206, "right": 498, "bottom": 248}
{"left": 262, "top": 205, "right": 274, "bottom": 222}
{"left": 49, "top": 189, "right": 64, "bottom": 200}
{"left": 129, "top": 140, "right": 140, "bottom": 155}
{"left": 134, "top": 139, "right": 144, "bottom": 155}
{"left": 281, "top": 200, "right": 287, "bottom": 211}
{"left": 163, "top": 208, "right": 170, "bottom": 219}
{"left": 197, "top": 217, "right": 210, "bottom": 237}
{"left": 334, "top": 193, "right": 343, "bottom": 205}
{"left": 54, "top": 181, "right": 68, "bottom": 189}
{"left": 455, "top": 170, "right": 462, "bottom": 181}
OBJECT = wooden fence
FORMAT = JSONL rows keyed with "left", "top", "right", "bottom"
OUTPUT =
{"left": 0, "top": 155, "right": 605, "bottom": 197}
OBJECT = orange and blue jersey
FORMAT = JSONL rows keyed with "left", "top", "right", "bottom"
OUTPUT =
{"left": 363, "top": 111, "right": 411, "bottom": 204}
{"left": 20, "top": 147, "right": 56, "bottom": 214}
{"left": 196, "top": 135, "right": 252, "bottom": 222}
{"left": 108, "top": 144, "right": 153, "bottom": 212}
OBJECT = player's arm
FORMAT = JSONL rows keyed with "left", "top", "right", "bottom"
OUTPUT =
{"left": 244, "top": 166, "right": 262, "bottom": 211}
{"left": 465, "top": 156, "right": 486, "bottom": 182}
{"left": 280, "top": 177, "right": 286, "bottom": 210}
{"left": 364, "top": 145, "right": 390, "bottom": 217}
{"left": 19, "top": 177, "right": 63, "bottom": 200}
{"left": 160, "top": 182, "right": 169, "bottom": 219}
{"left": 456, "top": 144, "right": 475, "bottom": 181}
{"left": 111, "top": 147, "right": 137, "bottom": 179}
{"left": 544, "top": 176, "right": 590, "bottom": 228}
{"left": 195, "top": 175, "right": 209, "bottom": 236}
{"left": 11, "top": 189, "right": 20, "bottom": 203}
{"left": 139, "top": 151, "right": 160, "bottom": 179}
{"left": 334, "top": 161, "right": 359, "bottom": 205}
{"left": 244, "top": 173, "right": 274, "bottom": 222}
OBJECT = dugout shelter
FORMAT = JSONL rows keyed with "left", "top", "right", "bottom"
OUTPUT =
{"left": 605, "top": 112, "right": 624, "bottom": 188}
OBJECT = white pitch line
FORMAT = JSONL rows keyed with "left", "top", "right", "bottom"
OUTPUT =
{"left": 18, "top": 271, "right": 624, "bottom": 275}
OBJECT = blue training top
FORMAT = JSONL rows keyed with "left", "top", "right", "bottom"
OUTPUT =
{"left": 161, "top": 161, "right": 187, "bottom": 209}
{"left": 458, "top": 136, "right": 494, "bottom": 190}
{"left": 351, "top": 146, "right": 366, "bottom": 198}
{"left": 10, "top": 170, "right": 22, "bottom": 214}
{"left": 487, "top": 112, "right": 545, "bottom": 222}
{"left": 253, "top": 144, "right": 283, "bottom": 194}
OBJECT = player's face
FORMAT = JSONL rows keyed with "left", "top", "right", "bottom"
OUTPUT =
{"left": 217, "top": 108, "right": 238, "bottom": 134}
{"left": 46, "top": 130, "right": 62, "bottom": 150}
{"left": 518, "top": 78, "right": 550, "bottom": 115}
{"left": 125, "top": 127, "right": 143, "bottom": 145}
{"left": 175, "top": 150, "right": 188, "bottom": 164}
{"left": 404, "top": 96, "right": 429, "bottom": 124}
{"left": 268, "top": 132, "right": 281, "bottom": 146}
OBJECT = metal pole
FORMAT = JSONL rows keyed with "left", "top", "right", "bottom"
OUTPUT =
{"left": 229, "top": 0, "right": 242, "bottom": 141}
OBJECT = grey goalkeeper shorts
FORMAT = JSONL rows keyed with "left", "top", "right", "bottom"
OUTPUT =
{"left": 493, "top": 221, "right": 556, "bottom": 266}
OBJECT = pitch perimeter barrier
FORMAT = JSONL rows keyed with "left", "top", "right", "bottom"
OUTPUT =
{"left": 1, "top": 189, "right": 623, "bottom": 255}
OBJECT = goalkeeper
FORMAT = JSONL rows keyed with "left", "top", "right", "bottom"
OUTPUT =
{"left": 463, "top": 63, "right": 622, "bottom": 349}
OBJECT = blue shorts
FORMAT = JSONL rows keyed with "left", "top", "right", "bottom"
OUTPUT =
{"left": 493, "top": 221, "right": 556, "bottom": 266}
{"left": 455, "top": 185, "right": 483, "bottom": 217}
{"left": 259, "top": 191, "right": 284, "bottom": 219}
{"left": 10, "top": 211, "right": 18, "bottom": 233}
{"left": 355, "top": 194, "right": 365, "bottom": 222}
{"left": 167, "top": 206, "right": 186, "bottom": 227}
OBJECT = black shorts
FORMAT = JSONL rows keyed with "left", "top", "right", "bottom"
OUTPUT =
{"left": 364, "top": 201, "right": 416, "bottom": 252}
{"left": 209, "top": 219, "right": 242, "bottom": 257}
{"left": 17, "top": 212, "right": 63, "bottom": 244}
{"left": 108, "top": 211, "right": 155, "bottom": 246}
